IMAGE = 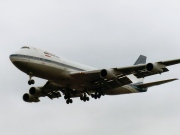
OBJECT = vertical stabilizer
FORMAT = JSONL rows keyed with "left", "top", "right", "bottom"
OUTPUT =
{"left": 134, "top": 55, "right": 147, "bottom": 65}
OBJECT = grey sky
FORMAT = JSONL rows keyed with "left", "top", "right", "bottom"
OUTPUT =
{"left": 1, "top": 0, "right": 180, "bottom": 135}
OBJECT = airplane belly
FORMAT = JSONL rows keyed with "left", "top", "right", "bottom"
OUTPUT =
{"left": 13, "top": 61, "right": 28, "bottom": 73}
{"left": 27, "top": 60, "right": 70, "bottom": 80}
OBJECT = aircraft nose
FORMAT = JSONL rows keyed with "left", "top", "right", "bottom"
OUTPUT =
{"left": 9, "top": 54, "right": 13, "bottom": 62}
{"left": 9, "top": 54, "right": 28, "bottom": 73}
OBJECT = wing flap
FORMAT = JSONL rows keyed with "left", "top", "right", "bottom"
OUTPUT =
{"left": 133, "top": 68, "right": 169, "bottom": 78}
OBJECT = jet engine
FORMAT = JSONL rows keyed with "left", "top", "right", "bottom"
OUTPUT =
{"left": 100, "top": 69, "right": 116, "bottom": 79}
{"left": 23, "top": 93, "right": 40, "bottom": 103}
{"left": 29, "top": 87, "right": 44, "bottom": 97}
{"left": 146, "top": 63, "right": 163, "bottom": 73}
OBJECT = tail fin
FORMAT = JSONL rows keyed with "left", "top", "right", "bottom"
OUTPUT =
{"left": 134, "top": 55, "right": 147, "bottom": 65}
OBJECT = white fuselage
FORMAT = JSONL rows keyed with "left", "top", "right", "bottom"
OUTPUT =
{"left": 10, "top": 46, "right": 140, "bottom": 95}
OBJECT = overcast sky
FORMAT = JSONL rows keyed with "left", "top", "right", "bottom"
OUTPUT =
{"left": 1, "top": 0, "right": 180, "bottom": 135}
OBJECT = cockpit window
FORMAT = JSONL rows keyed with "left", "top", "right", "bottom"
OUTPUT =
{"left": 21, "top": 46, "right": 30, "bottom": 49}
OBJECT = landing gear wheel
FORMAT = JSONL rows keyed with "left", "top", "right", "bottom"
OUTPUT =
{"left": 80, "top": 93, "right": 90, "bottom": 102}
{"left": 86, "top": 97, "right": 89, "bottom": 101}
{"left": 66, "top": 99, "right": 73, "bottom": 104}
{"left": 66, "top": 100, "right": 69, "bottom": 104}
{"left": 80, "top": 96, "right": 83, "bottom": 101}
{"left": 31, "top": 80, "right": 35, "bottom": 84}
{"left": 64, "top": 95, "right": 70, "bottom": 100}
{"left": 28, "top": 80, "right": 31, "bottom": 85}
{"left": 97, "top": 94, "right": 101, "bottom": 99}
{"left": 28, "top": 73, "right": 35, "bottom": 85}
{"left": 28, "top": 80, "right": 35, "bottom": 85}
{"left": 69, "top": 99, "right": 73, "bottom": 103}
{"left": 94, "top": 93, "right": 98, "bottom": 99}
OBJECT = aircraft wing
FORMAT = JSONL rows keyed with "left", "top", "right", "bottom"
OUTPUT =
{"left": 70, "top": 58, "right": 180, "bottom": 90}
{"left": 24, "top": 81, "right": 83, "bottom": 102}
{"left": 114, "top": 58, "right": 180, "bottom": 78}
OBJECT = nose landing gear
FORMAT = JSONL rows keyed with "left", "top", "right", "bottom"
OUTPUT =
{"left": 28, "top": 79, "right": 35, "bottom": 85}
{"left": 28, "top": 72, "right": 35, "bottom": 85}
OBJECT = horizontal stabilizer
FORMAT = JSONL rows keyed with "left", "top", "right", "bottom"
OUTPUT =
{"left": 137, "top": 78, "right": 178, "bottom": 88}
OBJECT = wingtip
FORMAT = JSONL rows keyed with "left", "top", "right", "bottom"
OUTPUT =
{"left": 170, "top": 78, "right": 179, "bottom": 81}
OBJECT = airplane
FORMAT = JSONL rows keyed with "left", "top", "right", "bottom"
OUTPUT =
{"left": 9, "top": 46, "right": 180, "bottom": 104}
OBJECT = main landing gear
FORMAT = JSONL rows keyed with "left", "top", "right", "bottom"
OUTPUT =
{"left": 64, "top": 95, "right": 73, "bottom": 104}
{"left": 91, "top": 92, "right": 104, "bottom": 99}
{"left": 28, "top": 73, "right": 35, "bottom": 85}
{"left": 80, "top": 93, "right": 90, "bottom": 102}
{"left": 66, "top": 99, "right": 73, "bottom": 104}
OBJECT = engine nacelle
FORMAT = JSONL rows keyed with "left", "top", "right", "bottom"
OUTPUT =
{"left": 29, "top": 87, "right": 43, "bottom": 97}
{"left": 100, "top": 69, "right": 116, "bottom": 79}
{"left": 146, "top": 63, "right": 163, "bottom": 73}
{"left": 23, "top": 93, "right": 40, "bottom": 103}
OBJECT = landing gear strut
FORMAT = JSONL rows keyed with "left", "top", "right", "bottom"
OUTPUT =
{"left": 28, "top": 73, "right": 35, "bottom": 85}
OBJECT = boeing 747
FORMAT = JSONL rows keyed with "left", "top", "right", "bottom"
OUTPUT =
{"left": 9, "top": 46, "right": 180, "bottom": 104}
